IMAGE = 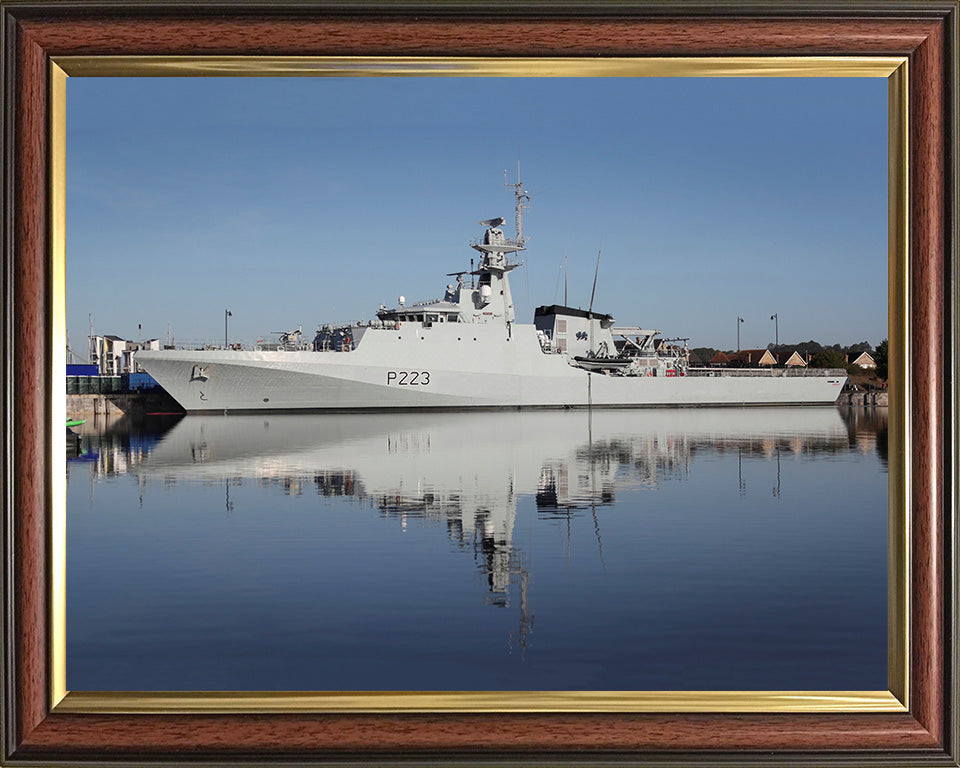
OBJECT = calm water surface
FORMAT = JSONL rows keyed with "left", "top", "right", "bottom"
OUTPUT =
{"left": 66, "top": 407, "right": 888, "bottom": 691}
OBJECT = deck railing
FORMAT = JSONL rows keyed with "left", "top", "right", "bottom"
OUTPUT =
{"left": 685, "top": 367, "right": 847, "bottom": 378}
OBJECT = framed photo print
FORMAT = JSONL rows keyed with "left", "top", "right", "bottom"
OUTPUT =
{"left": 2, "top": 2, "right": 957, "bottom": 765}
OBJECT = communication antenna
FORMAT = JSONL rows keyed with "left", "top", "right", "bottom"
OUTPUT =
{"left": 588, "top": 250, "right": 601, "bottom": 354}
{"left": 504, "top": 164, "right": 531, "bottom": 247}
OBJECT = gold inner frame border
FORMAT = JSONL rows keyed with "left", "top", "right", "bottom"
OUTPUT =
{"left": 48, "top": 54, "right": 910, "bottom": 715}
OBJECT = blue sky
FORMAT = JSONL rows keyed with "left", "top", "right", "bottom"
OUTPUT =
{"left": 66, "top": 76, "right": 887, "bottom": 352}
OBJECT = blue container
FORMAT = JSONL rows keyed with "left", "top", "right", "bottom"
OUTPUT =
{"left": 67, "top": 364, "right": 99, "bottom": 376}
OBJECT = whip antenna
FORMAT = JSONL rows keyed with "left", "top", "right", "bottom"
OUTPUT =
{"left": 589, "top": 249, "right": 601, "bottom": 315}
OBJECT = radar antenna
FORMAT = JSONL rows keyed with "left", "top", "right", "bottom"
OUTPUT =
{"left": 504, "top": 164, "right": 530, "bottom": 247}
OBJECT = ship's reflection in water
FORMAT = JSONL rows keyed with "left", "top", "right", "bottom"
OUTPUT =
{"left": 67, "top": 406, "right": 888, "bottom": 692}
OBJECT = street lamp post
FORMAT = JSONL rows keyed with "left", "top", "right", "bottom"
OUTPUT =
{"left": 737, "top": 316, "right": 744, "bottom": 351}
{"left": 770, "top": 313, "right": 778, "bottom": 346}
{"left": 225, "top": 309, "right": 232, "bottom": 349}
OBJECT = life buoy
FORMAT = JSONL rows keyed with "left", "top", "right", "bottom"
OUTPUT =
{"left": 394, "top": 321, "right": 400, "bottom": 330}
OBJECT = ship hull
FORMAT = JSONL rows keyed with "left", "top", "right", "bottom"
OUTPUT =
{"left": 136, "top": 325, "right": 845, "bottom": 412}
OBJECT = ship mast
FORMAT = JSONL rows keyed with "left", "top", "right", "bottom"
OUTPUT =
{"left": 504, "top": 166, "right": 530, "bottom": 247}
{"left": 467, "top": 173, "right": 531, "bottom": 327}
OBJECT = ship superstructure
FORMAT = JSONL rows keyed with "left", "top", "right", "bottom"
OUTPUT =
{"left": 136, "top": 177, "right": 846, "bottom": 412}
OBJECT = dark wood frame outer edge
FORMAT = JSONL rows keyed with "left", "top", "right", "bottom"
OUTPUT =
{"left": 1, "top": 3, "right": 957, "bottom": 765}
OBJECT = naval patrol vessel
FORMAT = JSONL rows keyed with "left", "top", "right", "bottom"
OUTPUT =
{"left": 136, "top": 179, "right": 846, "bottom": 412}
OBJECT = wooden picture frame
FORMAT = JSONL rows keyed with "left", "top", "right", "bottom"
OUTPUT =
{"left": 2, "top": 2, "right": 957, "bottom": 764}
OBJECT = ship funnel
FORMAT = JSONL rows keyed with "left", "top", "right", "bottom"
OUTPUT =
{"left": 398, "top": 296, "right": 405, "bottom": 306}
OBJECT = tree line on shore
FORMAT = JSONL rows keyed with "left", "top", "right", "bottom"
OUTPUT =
{"left": 689, "top": 339, "right": 889, "bottom": 380}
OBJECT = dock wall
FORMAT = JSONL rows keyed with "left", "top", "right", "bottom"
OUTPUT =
{"left": 67, "top": 392, "right": 183, "bottom": 418}
{"left": 837, "top": 391, "right": 888, "bottom": 407}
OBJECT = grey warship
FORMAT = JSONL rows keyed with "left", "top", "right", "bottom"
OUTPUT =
{"left": 136, "top": 177, "right": 846, "bottom": 412}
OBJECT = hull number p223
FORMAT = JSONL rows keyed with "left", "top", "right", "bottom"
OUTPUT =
{"left": 387, "top": 371, "right": 431, "bottom": 385}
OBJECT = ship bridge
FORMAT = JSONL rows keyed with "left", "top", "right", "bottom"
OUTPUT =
{"left": 376, "top": 299, "right": 463, "bottom": 326}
